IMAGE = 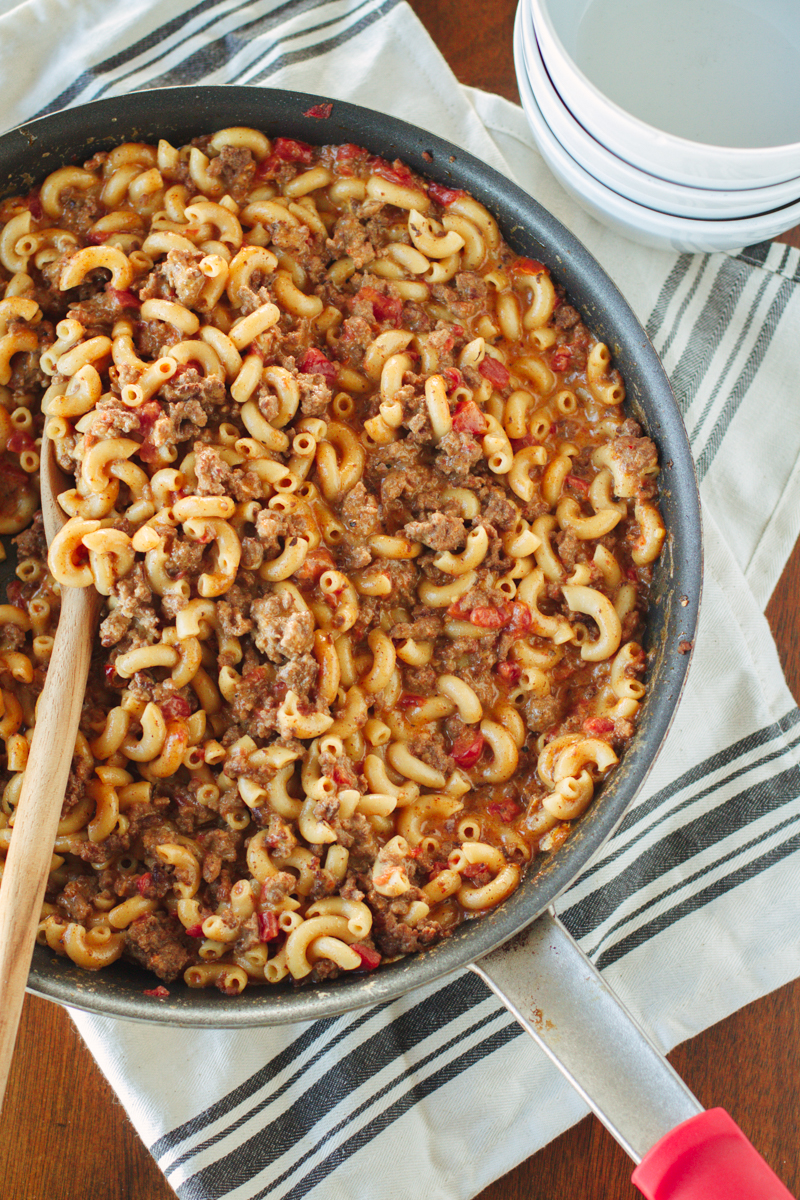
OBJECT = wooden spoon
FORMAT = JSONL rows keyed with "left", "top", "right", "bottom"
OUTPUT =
{"left": 0, "top": 436, "right": 100, "bottom": 1111}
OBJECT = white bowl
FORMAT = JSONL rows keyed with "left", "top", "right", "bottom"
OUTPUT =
{"left": 519, "top": 0, "right": 800, "bottom": 219}
{"left": 513, "top": 6, "right": 800, "bottom": 251}
{"left": 529, "top": 0, "right": 800, "bottom": 188}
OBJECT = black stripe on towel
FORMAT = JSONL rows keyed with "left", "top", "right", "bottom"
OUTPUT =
{"left": 93, "top": 0, "right": 392, "bottom": 95}
{"left": 647, "top": 255, "right": 711, "bottom": 366}
{"left": 644, "top": 253, "right": 697, "bottom": 345}
{"left": 243, "top": 0, "right": 401, "bottom": 84}
{"left": 580, "top": 809, "right": 800, "bottom": 964}
{"left": 158, "top": 971, "right": 488, "bottom": 1169}
{"left": 695, "top": 277, "right": 795, "bottom": 480}
{"left": 735, "top": 241, "right": 772, "bottom": 269}
{"left": 563, "top": 759, "right": 800, "bottom": 942}
{"left": 668, "top": 257, "right": 761, "bottom": 424}
{"left": 272, "top": 1021, "right": 522, "bottom": 1200}
{"left": 35, "top": 0, "right": 398, "bottom": 116}
{"left": 36, "top": 0, "right": 236, "bottom": 114}
{"left": 150, "top": 1008, "right": 369, "bottom": 1160}
{"left": 177, "top": 1014, "right": 521, "bottom": 1200}
{"left": 576, "top": 716, "right": 800, "bottom": 889}
{"left": 593, "top": 827, "right": 800, "bottom": 972}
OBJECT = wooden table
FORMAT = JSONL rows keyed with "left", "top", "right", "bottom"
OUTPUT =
{"left": 2, "top": 3, "right": 799, "bottom": 1197}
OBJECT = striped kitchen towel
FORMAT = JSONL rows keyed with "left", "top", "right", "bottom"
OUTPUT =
{"left": 1, "top": 1, "right": 798, "bottom": 1197}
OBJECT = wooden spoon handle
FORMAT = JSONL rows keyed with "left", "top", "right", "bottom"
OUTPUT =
{"left": 0, "top": 582, "right": 100, "bottom": 1109}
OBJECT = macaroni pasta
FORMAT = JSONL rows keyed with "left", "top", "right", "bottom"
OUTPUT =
{"left": 0, "top": 130, "right": 664, "bottom": 992}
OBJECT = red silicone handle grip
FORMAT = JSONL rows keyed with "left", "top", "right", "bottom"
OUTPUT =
{"left": 631, "top": 1108, "right": 796, "bottom": 1199}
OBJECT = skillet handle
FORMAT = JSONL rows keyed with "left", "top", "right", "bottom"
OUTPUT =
{"left": 469, "top": 912, "right": 795, "bottom": 1197}
{"left": 468, "top": 909, "right": 701, "bottom": 1162}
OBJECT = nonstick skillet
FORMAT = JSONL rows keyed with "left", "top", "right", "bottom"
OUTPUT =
{"left": 1, "top": 86, "right": 785, "bottom": 1198}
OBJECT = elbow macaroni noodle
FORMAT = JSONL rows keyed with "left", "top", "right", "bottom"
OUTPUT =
{"left": 0, "top": 129, "right": 664, "bottom": 992}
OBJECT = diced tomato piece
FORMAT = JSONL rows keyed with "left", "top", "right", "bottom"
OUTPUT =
{"left": 6, "top": 431, "right": 35, "bottom": 455}
{"left": 443, "top": 366, "right": 463, "bottom": 393}
{"left": 143, "top": 986, "right": 170, "bottom": 998}
{"left": 488, "top": 799, "right": 523, "bottom": 823}
{"left": 451, "top": 397, "right": 488, "bottom": 435}
{"left": 583, "top": 716, "right": 615, "bottom": 738}
{"left": 550, "top": 349, "right": 573, "bottom": 373}
{"left": 273, "top": 137, "right": 314, "bottom": 164}
{"left": 136, "top": 400, "right": 161, "bottom": 428}
{"left": 5, "top": 580, "right": 23, "bottom": 606}
{"left": 135, "top": 400, "right": 162, "bottom": 434}
{"left": 511, "top": 257, "right": 546, "bottom": 276}
{"left": 303, "top": 102, "right": 333, "bottom": 119}
{"left": 350, "top": 286, "right": 402, "bottom": 328}
{"left": 446, "top": 595, "right": 471, "bottom": 619}
{"left": 351, "top": 943, "right": 381, "bottom": 970}
{"left": 103, "top": 662, "right": 118, "bottom": 685}
{"left": 107, "top": 286, "right": 141, "bottom": 309}
{"left": 478, "top": 356, "right": 510, "bottom": 389}
{"left": 297, "top": 346, "right": 337, "bottom": 382}
{"left": 497, "top": 660, "right": 522, "bottom": 684}
{"left": 24, "top": 189, "right": 43, "bottom": 220}
{"left": 626, "top": 566, "right": 639, "bottom": 581}
{"left": 469, "top": 606, "right": 505, "bottom": 629}
{"left": 86, "top": 229, "right": 110, "bottom": 244}
{"left": 509, "top": 435, "right": 536, "bottom": 453}
{"left": 396, "top": 692, "right": 425, "bottom": 710}
{"left": 184, "top": 924, "right": 204, "bottom": 938}
{"left": 566, "top": 473, "right": 589, "bottom": 493}
{"left": 370, "top": 290, "right": 403, "bottom": 325}
{"left": 352, "top": 284, "right": 403, "bottom": 326}
{"left": 257, "top": 912, "right": 280, "bottom": 942}
{"left": 376, "top": 159, "right": 412, "bottom": 184}
{"left": 427, "top": 182, "right": 466, "bottom": 206}
{"left": 508, "top": 601, "right": 532, "bottom": 635}
{"left": 368, "top": 156, "right": 415, "bottom": 187}
{"left": 160, "top": 694, "right": 191, "bottom": 720}
{"left": 254, "top": 137, "right": 315, "bottom": 180}
{"left": 469, "top": 603, "right": 514, "bottom": 630}
{"left": 293, "top": 547, "right": 334, "bottom": 582}
{"left": 427, "top": 861, "right": 448, "bottom": 881}
{"left": 450, "top": 731, "right": 485, "bottom": 769}
{"left": 338, "top": 142, "right": 365, "bottom": 162}
{"left": 135, "top": 873, "right": 152, "bottom": 896}
{"left": 335, "top": 143, "right": 367, "bottom": 175}
{"left": 462, "top": 862, "right": 491, "bottom": 880}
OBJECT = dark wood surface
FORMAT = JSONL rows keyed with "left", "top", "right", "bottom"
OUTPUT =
{"left": 2, "top": 3, "right": 799, "bottom": 1197}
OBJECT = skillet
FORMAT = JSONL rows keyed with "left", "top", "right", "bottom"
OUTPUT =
{"left": 6, "top": 86, "right": 777, "bottom": 1197}
{"left": 0, "top": 83, "right": 702, "bottom": 1024}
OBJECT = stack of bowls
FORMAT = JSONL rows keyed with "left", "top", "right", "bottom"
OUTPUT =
{"left": 514, "top": 0, "right": 800, "bottom": 251}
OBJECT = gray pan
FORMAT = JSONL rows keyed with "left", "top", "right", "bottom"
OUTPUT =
{"left": 0, "top": 87, "right": 705, "bottom": 1171}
